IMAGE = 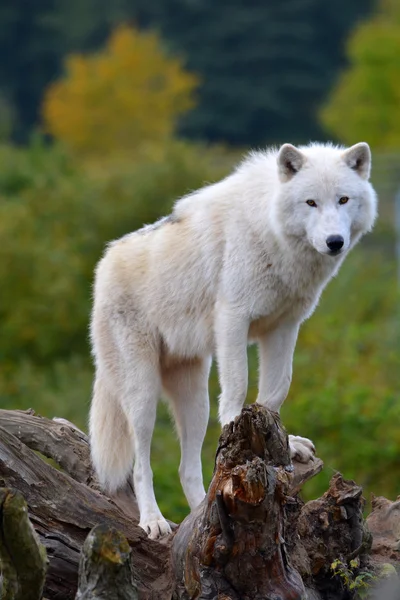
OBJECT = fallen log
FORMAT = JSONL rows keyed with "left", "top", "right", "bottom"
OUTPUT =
{"left": 0, "top": 406, "right": 399, "bottom": 599}
{"left": 0, "top": 409, "right": 173, "bottom": 600}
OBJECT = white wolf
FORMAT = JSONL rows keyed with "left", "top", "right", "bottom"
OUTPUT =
{"left": 89, "top": 142, "right": 377, "bottom": 539}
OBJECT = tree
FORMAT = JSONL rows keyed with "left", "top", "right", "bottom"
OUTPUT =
{"left": 0, "top": 0, "right": 373, "bottom": 145}
{"left": 42, "top": 25, "right": 197, "bottom": 155}
{"left": 320, "top": 0, "right": 400, "bottom": 148}
{"left": 124, "top": 0, "right": 374, "bottom": 146}
{"left": 0, "top": 0, "right": 135, "bottom": 142}
{"left": 0, "top": 0, "right": 62, "bottom": 141}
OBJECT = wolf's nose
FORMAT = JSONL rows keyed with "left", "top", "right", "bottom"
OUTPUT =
{"left": 326, "top": 235, "right": 344, "bottom": 252}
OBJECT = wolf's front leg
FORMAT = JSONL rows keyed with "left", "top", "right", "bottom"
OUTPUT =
{"left": 257, "top": 321, "right": 299, "bottom": 412}
{"left": 257, "top": 321, "right": 315, "bottom": 463}
{"left": 215, "top": 304, "right": 249, "bottom": 426}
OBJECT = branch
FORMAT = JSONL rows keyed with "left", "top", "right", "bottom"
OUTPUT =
{"left": 0, "top": 409, "right": 92, "bottom": 485}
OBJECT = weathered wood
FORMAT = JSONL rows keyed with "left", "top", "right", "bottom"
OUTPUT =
{"left": 0, "top": 409, "right": 93, "bottom": 486}
{"left": 1, "top": 405, "right": 399, "bottom": 600}
{"left": 0, "top": 420, "right": 173, "bottom": 600}
{"left": 0, "top": 487, "right": 47, "bottom": 600}
{"left": 75, "top": 525, "right": 138, "bottom": 600}
{"left": 0, "top": 409, "right": 142, "bottom": 523}
{"left": 172, "top": 405, "right": 306, "bottom": 600}
{"left": 292, "top": 474, "right": 371, "bottom": 599}
{"left": 367, "top": 494, "right": 400, "bottom": 566}
{"left": 289, "top": 457, "right": 324, "bottom": 496}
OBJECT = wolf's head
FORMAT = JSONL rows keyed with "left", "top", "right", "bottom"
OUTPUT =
{"left": 275, "top": 142, "right": 377, "bottom": 257}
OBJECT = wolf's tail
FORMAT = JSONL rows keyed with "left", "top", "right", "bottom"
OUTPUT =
{"left": 89, "top": 377, "right": 134, "bottom": 492}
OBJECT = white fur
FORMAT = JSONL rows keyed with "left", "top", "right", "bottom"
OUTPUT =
{"left": 89, "top": 142, "right": 377, "bottom": 538}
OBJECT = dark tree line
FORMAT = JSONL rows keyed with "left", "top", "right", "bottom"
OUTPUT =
{"left": 0, "top": 0, "right": 374, "bottom": 145}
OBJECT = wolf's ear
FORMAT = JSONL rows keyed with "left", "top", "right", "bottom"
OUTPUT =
{"left": 277, "top": 144, "right": 305, "bottom": 182}
{"left": 342, "top": 142, "right": 371, "bottom": 180}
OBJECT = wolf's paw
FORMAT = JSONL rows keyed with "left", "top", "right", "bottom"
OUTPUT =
{"left": 139, "top": 516, "right": 172, "bottom": 540}
{"left": 289, "top": 435, "right": 315, "bottom": 463}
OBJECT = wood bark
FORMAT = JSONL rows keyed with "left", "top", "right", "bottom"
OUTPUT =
{"left": 0, "top": 406, "right": 399, "bottom": 600}
{"left": 0, "top": 409, "right": 173, "bottom": 600}
{"left": 289, "top": 473, "right": 372, "bottom": 599}
{"left": 0, "top": 487, "right": 47, "bottom": 600}
{"left": 366, "top": 494, "right": 400, "bottom": 566}
{"left": 172, "top": 405, "right": 321, "bottom": 600}
{"left": 75, "top": 525, "right": 138, "bottom": 600}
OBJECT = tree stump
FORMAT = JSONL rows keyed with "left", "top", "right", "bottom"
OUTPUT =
{"left": 292, "top": 474, "right": 371, "bottom": 599}
{"left": 172, "top": 405, "right": 313, "bottom": 600}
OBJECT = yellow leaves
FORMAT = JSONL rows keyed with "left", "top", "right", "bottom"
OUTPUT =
{"left": 320, "top": 0, "right": 400, "bottom": 149}
{"left": 42, "top": 25, "right": 198, "bottom": 156}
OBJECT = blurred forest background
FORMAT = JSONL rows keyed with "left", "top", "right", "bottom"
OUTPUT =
{"left": 0, "top": 0, "right": 399, "bottom": 522}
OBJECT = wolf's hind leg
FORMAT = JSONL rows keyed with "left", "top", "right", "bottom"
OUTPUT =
{"left": 162, "top": 356, "right": 211, "bottom": 510}
{"left": 119, "top": 341, "right": 171, "bottom": 539}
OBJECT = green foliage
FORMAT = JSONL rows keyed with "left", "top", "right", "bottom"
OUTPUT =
{"left": 330, "top": 558, "right": 376, "bottom": 598}
{"left": 0, "top": 140, "right": 398, "bottom": 525}
{"left": 0, "top": 139, "right": 228, "bottom": 365}
{"left": 280, "top": 245, "right": 400, "bottom": 503}
{"left": 0, "top": 93, "right": 15, "bottom": 141}
{"left": 321, "top": 0, "right": 400, "bottom": 148}
{"left": 0, "top": 357, "right": 93, "bottom": 430}
{"left": 0, "top": 0, "right": 133, "bottom": 141}
{"left": 0, "top": 138, "right": 231, "bottom": 430}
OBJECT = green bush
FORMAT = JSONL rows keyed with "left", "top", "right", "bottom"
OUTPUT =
{"left": 0, "top": 139, "right": 231, "bottom": 364}
{"left": 0, "top": 140, "right": 398, "bottom": 523}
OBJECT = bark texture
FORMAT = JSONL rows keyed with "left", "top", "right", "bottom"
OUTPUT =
{"left": 0, "top": 409, "right": 173, "bottom": 600}
{"left": 0, "top": 406, "right": 399, "bottom": 600}
{"left": 172, "top": 405, "right": 317, "bottom": 600}
{"left": 291, "top": 473, "right": 371, "bottom": 599}
{"left": 366, "top": 494, "right": 400, "bottom": 565}
{"left": 0, "top": 487, "right": 47, "bottom": 600}
{"left": 75, "top": 525, "right": 138, "bottom": 600}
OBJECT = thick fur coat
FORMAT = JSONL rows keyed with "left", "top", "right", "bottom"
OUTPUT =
{"left": 90, "top": 142, "right": 377, "bottom": 538}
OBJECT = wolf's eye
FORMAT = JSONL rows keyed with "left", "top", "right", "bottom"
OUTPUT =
{"left": 339, "top": 196, "right": 349, "bottom": 205}
{"left": 306, "top": 200, "right": 317, "bottom": 207}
